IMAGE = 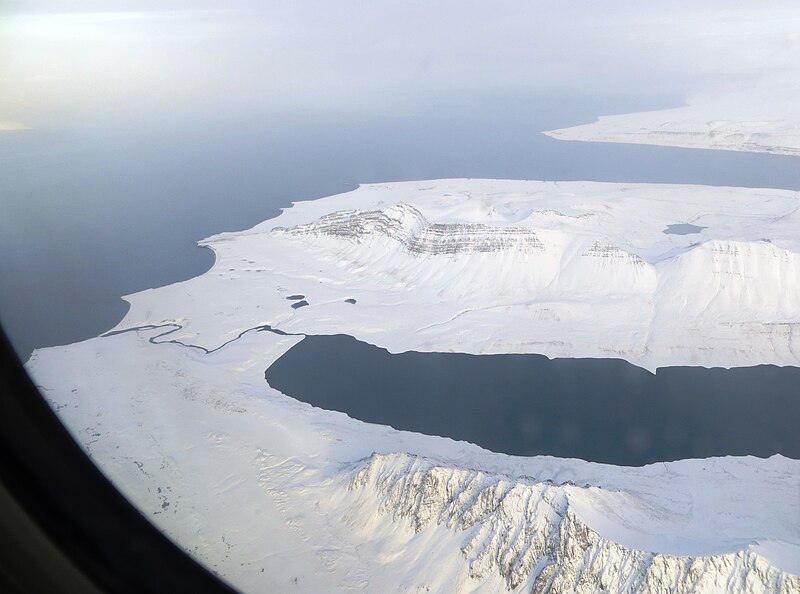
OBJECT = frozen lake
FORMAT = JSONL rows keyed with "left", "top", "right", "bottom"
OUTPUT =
{"left": 663, "top": 223, "right": 707, "bottom": 235}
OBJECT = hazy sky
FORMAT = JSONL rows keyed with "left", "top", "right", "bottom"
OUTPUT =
{"left": 1, "top": 1, "right": 798, "bottom": 128}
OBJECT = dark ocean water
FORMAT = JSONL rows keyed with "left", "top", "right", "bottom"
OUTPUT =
{"left": 3, "top": 96, "right": 800, "bottom": 358}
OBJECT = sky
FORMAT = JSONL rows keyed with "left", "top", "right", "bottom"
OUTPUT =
{"left": 2, "top": 1, "right": 798, "bottom": 130}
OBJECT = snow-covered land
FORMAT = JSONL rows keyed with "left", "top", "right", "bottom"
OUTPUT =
{"left": 27, "top": 180, "right": 800, "bottom": 593}
{"left": 544, "top": 68, "right": 800, "bottom": 156}
{"left": 543, "top": 96, "right": 800, "bottom": 156}
{"left": 118, "top": 180, "right": 799, "bottom": 371}
{"left": 543, "top": 7, "right": 800, "bottom": 156}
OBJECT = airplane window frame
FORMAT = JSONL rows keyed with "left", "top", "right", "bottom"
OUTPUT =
{"left": 0, "top": 326, "right": 239, "bottom": 594}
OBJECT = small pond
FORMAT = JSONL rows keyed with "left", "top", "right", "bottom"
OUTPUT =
{"left": 664, "top": 223, "right": 706, "bottom": 235}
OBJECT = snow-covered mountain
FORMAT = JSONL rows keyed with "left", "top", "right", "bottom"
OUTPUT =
{"left": 275, "top": 203, "right": 547, "bottom": 255}
{"left": 119, "top": 179, "right": 800, "bottom": 371}
{"left": 350, "top": 453, "right": 798, "bottom": 593}
{"left": 25, "top": 179, "right": 800, "bottom": 592}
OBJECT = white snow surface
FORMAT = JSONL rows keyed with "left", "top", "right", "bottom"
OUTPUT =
{"left": 544, "top": 82, "right": 800, "bottom": 156}
{"left": 118, "top": 179, "right": 800, "bottom": 371}
{"left": 26, "top": 179, "right": 800, "bottom": 593}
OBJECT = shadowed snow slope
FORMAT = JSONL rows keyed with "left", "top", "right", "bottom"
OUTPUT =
{"left": 348, "top": 453, "right": 799, "bottom": 593}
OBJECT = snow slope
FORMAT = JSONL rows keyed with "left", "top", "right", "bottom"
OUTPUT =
{"left": 117, "top": 180, "right": 800, "bottom": 371}
{"left": 25, "top": 179, "right": 800, "bottom": 592}
{"left": 28, "top": 328, "right": 800, "bottom": 593}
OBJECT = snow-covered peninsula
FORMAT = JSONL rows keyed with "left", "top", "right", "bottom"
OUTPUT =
{"left": 543, "top": 98, "right": 800, "bottom": 156}
{"left": 543, "top": 8, "right": 800, "bottom": 156}
{"left": 27, "top": 180, "right": 800, "bottom": 593}
{"left": 119, "top": 179, "right": 800, "bottom": 371}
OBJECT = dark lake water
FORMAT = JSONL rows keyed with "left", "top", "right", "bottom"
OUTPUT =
{"left": 265, "top": 334, "right": 800, "bottom": 465}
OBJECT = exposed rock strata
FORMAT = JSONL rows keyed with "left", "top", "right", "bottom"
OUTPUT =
{"left": 350, "top": 453, "right": 799, "bottom": 593}
{"left": 275, "top": 203, "right": 545, "bottom": 255}
{"left": 583, "top": 240, "right": 646, "bottom": 264}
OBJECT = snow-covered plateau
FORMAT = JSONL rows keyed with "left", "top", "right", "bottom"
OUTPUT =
{"left": 27, "top": 179, "right": 800, "bottom": 593}
{"left": 115, "top": 179, "right": 799, "bottom": 371}
{"left": 544, "top": 82, "right": 800, "bottom": 156}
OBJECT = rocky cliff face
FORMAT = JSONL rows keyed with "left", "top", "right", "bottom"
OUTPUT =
{"left": 583, "top": 240, "right": 646, "bottom": 265}
{"left": 350, "top": 453, "right": 799, "bottom": 593}
{"left": 274, "top": 203, "right": 546, "bottom": 255}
